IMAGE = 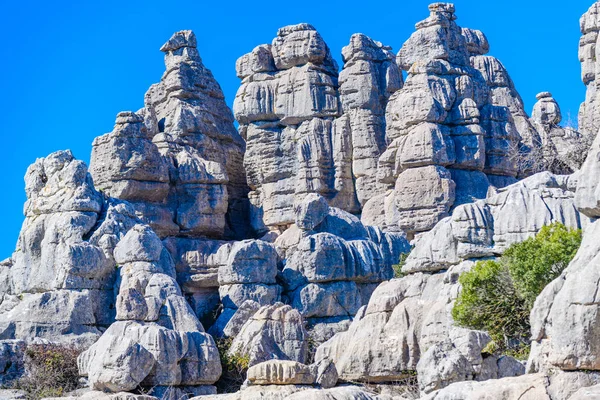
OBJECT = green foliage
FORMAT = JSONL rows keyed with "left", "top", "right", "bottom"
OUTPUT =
{"left": 14, "top": 344, "right": 82, "bottom": 400}
{"left": 452, "top": 223, "right": 582, "bottom": 355}
{"left": 215, "top": 338, "right": 250, "bottom": 393}
{"left": 504, "top": 222, "right": 582, "bottom": 307}
{"left": 392, "top": 250, "right": 412, "bottom": 278}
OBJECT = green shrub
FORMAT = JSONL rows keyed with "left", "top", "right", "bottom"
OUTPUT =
{"left": 504, "top": 222, "right": 582, "bottom": 307}
{"left": 14, "top": 344, "right": 82, "bottom": 400}
{"left": 452, "top": 223, "right": 582, "bottom": 356}
{"left": 392, "top": 249, "right": 412, "bottom": 278}
{"left": 214, "top": 338, "right": 250, "bottom": 393}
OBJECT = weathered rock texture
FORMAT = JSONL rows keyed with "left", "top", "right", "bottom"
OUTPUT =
{"left": 235, "top": 24, "right": 402, "bottom": 234}
{"left": 0, "top": 151, "right": 126, "bottom": 345}
{"left": 316, "top": 172, "right": 587, "bottom": 393}
{"left": 78, "top": 225, "right": 221, "bottom": 393}
{"left": 90, "top": 31, "right": 247, "bottom": 240}
{"left": 277, "top": 194, "right": 410, "bottom": 342}
{"left": 531, "top": 92, "right": 586, "bottom": 174}
{"left": 579, "top": 2, "right": 600, "bottom": 137}
{"left": 363, "top": 3, "right": 540, "bottom": 236}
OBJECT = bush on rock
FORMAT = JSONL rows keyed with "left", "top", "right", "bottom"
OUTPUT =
{"left": 452, "top": 223, "right": 582, "bottom": 357}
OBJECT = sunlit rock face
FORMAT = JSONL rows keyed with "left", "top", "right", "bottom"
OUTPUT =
{"left": 235, "top": 23, "right": 403, "bottom": 235}
{"left": 363, "top": 2, "right": 541, "bottom": 237}
{"left": 90, "top": 30, "right": 248, "bottom": 241}
{"left": 579, "top": 2, "right": 600, "bottom": 137}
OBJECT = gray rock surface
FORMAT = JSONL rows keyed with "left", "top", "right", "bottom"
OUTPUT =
{"left": 363, "top": 3, "right": 529, "bottom": 236}
{"left": 579, "top": 2, "right": 600, "bottom": 137}
{"left": 228, "top": 303, "right": 308, "bottom": 367}
{"left": 90, "top": 30, "right": 248, "bottom": 240}
{"left": 277, "top": 194, "right": 410, "bottom": 341}
{"left": 78, "top": 224, "right": 221, "bottom": 392}
{"left": 0, "top": 151, "right": 134, "bottom": 344}
{"left": 316, "top": 171, "right": 586, "bottom": 393}
{"left": 236, "top": 25, "right": 402, "bottom": 234}
{"left": 531, "top": 92, "right": 586, "bottom": 174}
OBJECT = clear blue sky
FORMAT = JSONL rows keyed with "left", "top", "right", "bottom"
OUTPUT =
{"left": 0, "top": 0, "right": 594, "bottom": 258}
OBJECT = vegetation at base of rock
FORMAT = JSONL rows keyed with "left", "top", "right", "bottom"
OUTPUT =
{"left": 13, "top": 344, "right": 81, "bottom": 400}
{"left": 452, "top": 223, "right": 582, "bottom": 355}
{"left": 215, "top": 338, "right": 250, "bottom": 393}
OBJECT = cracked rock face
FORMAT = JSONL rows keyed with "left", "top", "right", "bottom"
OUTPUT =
{"left": 0, "top": 151, "right": 127, "bottom": 345}
{"left": 90, "top": 30, "right": 248, "bottom": 241}
{"left": 363, "top": 3, "right": 536, "bottom": 237}
{"left": 316, "top": 171, "right": 586, "bottom": 393}
{"left": 78, "top": 224, "right": 221, "bottom": 393}
{"left": 579, "top": 2, "right": 600, "bottom": 137}
{"left": 236, "top": 24, "right": 402, "bottom": 234}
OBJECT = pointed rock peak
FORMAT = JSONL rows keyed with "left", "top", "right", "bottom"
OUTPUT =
{"left": 536, "top": 91, "right": 553, "bottom": 100}
{"left": 429, "top": 2, "right": 456, "bottom": 16}
{"left": 342, "top": 33, "right": 394, "bottom": 63}
{"left": 277, "top": 23, "right": 316, "bottom": 37}
{"left": 160, "top": 30, "right": 197, "bottom": 52}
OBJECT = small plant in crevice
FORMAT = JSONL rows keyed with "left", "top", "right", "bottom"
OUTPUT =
{"left": 214, "top": 337, "right": 250, "bottom": 394}
{"left": 392, "top": 248, "right": 413, "bottom": 278}
{"left": 13, "top": 344, "right": 82, "bottom": 400}
{"left": 452, "top": 222, "right": 582, "bottom": 359}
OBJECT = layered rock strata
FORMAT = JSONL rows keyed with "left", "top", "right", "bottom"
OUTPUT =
{"left": 235, "top": 24, "right": 402, "bottom": 234}
{"left": 90, "top": 31, "right": 247, "bottom": 240}
{"left": 531, "top": 92, "right": 585, "bottom": 174}
{"left": 363, "top": 3, "right": 537, "bottom": 236}
{"left": 579, "top": 2, "right": 600, "bottom": 137}
{"left": 276, "top": 194, "right": 410, "bottom": 342}
{"left": 316, "top": 171, "right": 587, "bottom": 394}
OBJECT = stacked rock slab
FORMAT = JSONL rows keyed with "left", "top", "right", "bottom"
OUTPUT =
{"left": 90, "top": 31, "right": 252, "bottom": 323}
{"left": 0, "top": 151, "right": 125, "bottom": 345}
{"left": 276, "top": 194, "right": 410, "bottom": 342}
{"left": 235, "top": 24, "right": 402, "bottom": 234}
{"left": 579, "top": 1, "right": 600, "bottom": 137}
{"left": 227, "top": 303, "right": 308, "bottom": 367}
{"left": 333, "top": 33, "right": 403, "bottom": 207}
{"left": 78, "top": 225, "right": 221, "bottom": 395}
{"left": 316, "top": 171, "right": 587, "bottom": 394}
{"left": 90, "top": 30, "right": 247, "bottom": 240}
{"left": 531, "top": 92, "right": 584, "bottom": 174}
{"left": 422, "top": 119, "right": 600, "bottom": 399}
{"left": 364, "top": 3, "right": 532, "bottom": 236}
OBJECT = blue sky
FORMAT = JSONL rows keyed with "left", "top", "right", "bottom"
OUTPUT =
{"left": 0, "top": 0, "right": 594, "bottom": 258}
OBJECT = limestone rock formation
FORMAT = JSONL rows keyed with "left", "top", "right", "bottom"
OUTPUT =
{"left": 579, "top": 2, "right": 600, "bottom": 137}
{"left": 0, "top": 151, "right": 126, "bottom": 345}
{"left": 530, "top": 92, "right": 586, "bottom": 174}
{"left": 277, "top": 194, "right": 410, "bottom": 342}
{"left": 363, "top": 3, "right": 537, "bottom": 236}
{"left": 90, "top": 31, "right": 247, "bottom": 240}
{"left": 78, "top": 224, "right": 221, "bottom": 393}
{"left": 227, "top": 303, "right": 308, "bottom": 367}
{"left": 316, "top": 171, "right": 587, "bottom": 393}
{"left": 236, "top": 24, "right": 402, "bottom": 234}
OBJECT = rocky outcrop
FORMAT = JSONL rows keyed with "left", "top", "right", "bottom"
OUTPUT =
{"left": 0, "top": 151, "right": 125, "bottom": 345}
{"left": 236, "top": 24, "right": 402, "bottom": 234}
{"left": 363, "top": 3, "right": 530, "bottom": 237}
{"left": 530, "top": 92, "right": 586, "bottom": 174}
{"left": 78, "top": 224, "right": 221, "bottom": 393}
{"left": 90, "top": 31, "right": 247, "bottom": 240}
{"left": 227, "top": 303, "right": 308, "bottom": 367}
{"left": 579, "top": 2, "right": 600, "bottom": 137}
{"left": 277, "top": 194, "right": 410, "bottom": 342}
{"left": 334, "top": 34, "right": 403, "bottom": 207}
{"left": 316, "top": 171, "right": 587, "bottom": 393}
